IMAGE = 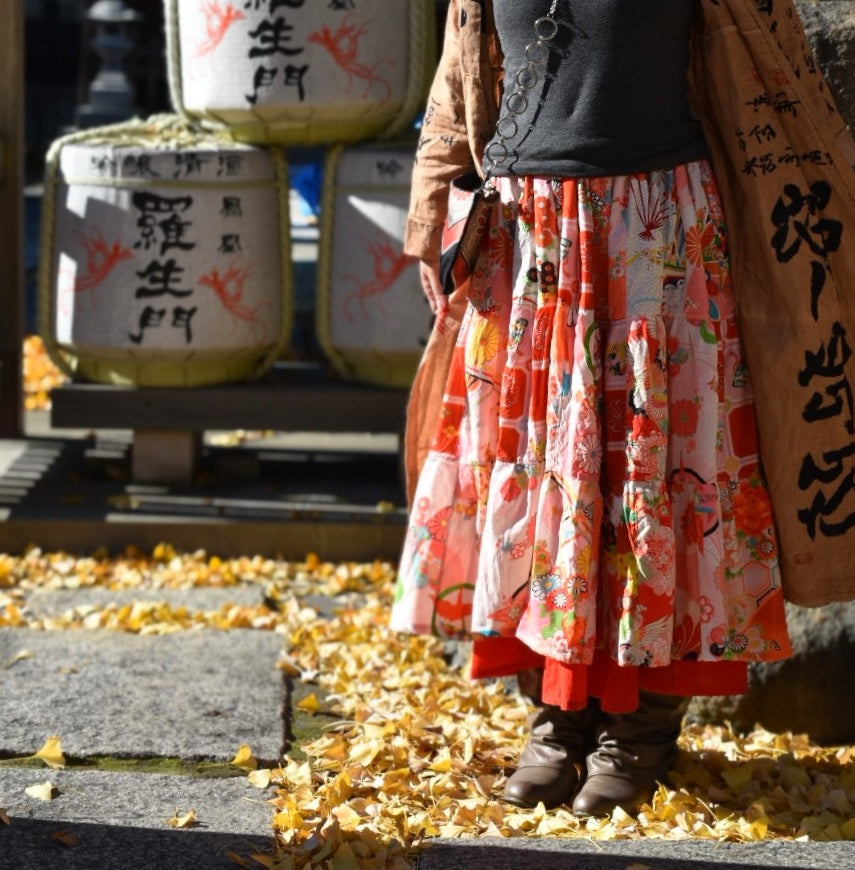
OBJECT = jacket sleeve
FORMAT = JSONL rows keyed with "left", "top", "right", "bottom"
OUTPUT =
{"left": 404, "top": 0, "right": 479, "bottom": 260}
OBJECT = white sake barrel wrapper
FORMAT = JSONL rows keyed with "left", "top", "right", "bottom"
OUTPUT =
{"left": 166, "top": 0, "right": 435, "bottom": 146}
{"left": 316, "top": 141, "right": 431, "bottom": 388}
{"left": 39, "top": 117, "right": 292, "bottom": 386}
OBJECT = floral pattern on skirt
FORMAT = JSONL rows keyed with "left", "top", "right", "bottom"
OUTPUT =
{"left": 392, "top": 161, "right": 792, "bottom": 670}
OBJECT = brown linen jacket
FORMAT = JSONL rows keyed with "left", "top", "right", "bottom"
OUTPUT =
{"left": 403, "top": 0, "right": 855, "bottom": 607}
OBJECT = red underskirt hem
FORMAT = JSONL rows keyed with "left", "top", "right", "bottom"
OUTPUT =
{"left": 470, "top": 636, "right": 748, "bottom": 713}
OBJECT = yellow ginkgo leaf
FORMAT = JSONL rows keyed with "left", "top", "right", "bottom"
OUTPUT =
{"left": 429, "top": 749, "right": 452, "bottom": 773}
{"left": 33, "top": 736, "right": 65, "bottom": 770}
{"left": 25, "top": 782, "right": 56, "bottom": 801}
{"left": 166, "top": 809, "right": 197, "bottom": 829}
{"left": 347, "top": 738, "right": 382, "bottom": 767}
{"left": 5, "top": 649, "right": 33, "bottom": 668}
{"left": 331, "top": 805, "right": 362, "bottom": 832}
{"left": 51, "top": 830, "right": 79, "bottom": 847}
{"left": 296, "top": 693, "right": 321, "bottom": 714}
{"left": 230, "top": 744, "right": 258, "bottom": 771}
{"left": 330, "top": 841, "right": 359, "bottom": 870}
{"left": 721, "top": 763, "right": 754, "bottom": 791}
{"left": 247, "top": 769, "right": 272, "bottom": 790}
{"left": 272, "top": 806, "right": 304, "bottom": 832}
{"left": 0, "top": 808, "right": 9, "bottom": 825}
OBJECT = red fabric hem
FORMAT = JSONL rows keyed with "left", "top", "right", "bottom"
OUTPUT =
{"left": 470, "top": 636, "right": 748, "bottom": 713}
{"left": 469, "top": 635, "right": 545, "bottom": 677}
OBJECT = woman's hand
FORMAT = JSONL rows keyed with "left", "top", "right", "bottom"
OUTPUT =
{"left": 420, "top": 258, "right": 448, "bottom": 316}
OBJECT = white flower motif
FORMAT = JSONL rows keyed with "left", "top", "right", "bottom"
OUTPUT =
{"left": 574, "top": 433, "right": 601, "bottom": 476}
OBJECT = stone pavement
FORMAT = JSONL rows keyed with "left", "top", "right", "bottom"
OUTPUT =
{"left": 0, "top": 585, "right": 290, "bottom": 868}
{"left": 4, "top": 584, "right": 855, "bottom": 869}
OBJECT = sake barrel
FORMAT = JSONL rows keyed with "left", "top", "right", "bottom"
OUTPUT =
{"left": 38, "top": 117, "right": 292, "bottom": 387}
{"left": 165, "top": 0, "right": 435, "bottom": 146}
{"left": 316, "top": 141, "right": 430, "bottom": 388}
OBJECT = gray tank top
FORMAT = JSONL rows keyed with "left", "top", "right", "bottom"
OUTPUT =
{"left": 485, "top": 0, "right": 708, "bottom": 177}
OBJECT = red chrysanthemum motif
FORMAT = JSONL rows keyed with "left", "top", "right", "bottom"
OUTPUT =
{"left": 489, "top": 225, "right": 514, "bottom": 271}
{"left": 731, "top": 484, "right": 774, "bottom": 537}
{"left": 426, "top": 506, "right": 452, "bottom": 542}
{"left": 671, "top": 398, "right": 700, "bottom": 437}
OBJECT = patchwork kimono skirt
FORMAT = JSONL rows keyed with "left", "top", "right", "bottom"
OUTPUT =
{"left": 392, "top": 160, "right": 792, "bottom": 712}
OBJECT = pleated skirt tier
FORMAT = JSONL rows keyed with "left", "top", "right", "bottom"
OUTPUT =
{"left": 392, "top": 160, "right": 791, "bottom": 707}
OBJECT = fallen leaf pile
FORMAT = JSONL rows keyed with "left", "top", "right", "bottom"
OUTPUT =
{"left": 3, "top": 545, "right": 855, "bottom": 868}
{"left": 23, "top": 336, "right": 67, "bottom": 411}
{"left": 263, "top": 592, "right": 855, "bottom": 866}
{"left": 0, "top": 546, "right": 388, "bottom": 633}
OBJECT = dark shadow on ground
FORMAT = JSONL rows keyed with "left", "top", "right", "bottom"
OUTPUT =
{"left": 0, "top": 815, "right": 276, "bottom": 870}
{"left": 415, "top": 837, "right": 854, "bottom": 869}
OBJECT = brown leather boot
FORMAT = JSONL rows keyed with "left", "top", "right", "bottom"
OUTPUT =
{"left": 571, "top": 691, "right": 690, "bottom": 817}
{"left": 503, "top": 700, "right": 600, "bottom": 809}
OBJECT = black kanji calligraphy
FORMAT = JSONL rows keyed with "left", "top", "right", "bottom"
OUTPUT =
{"left": 219, "top": 234, "right": 242, "bottom": 253}
{"left": 173, "top": 152, "right": 211, "bottom": 178}
{"left": 246, "top": 65, "right": 278, "bottom": 104}
{"left": 770, "top": 180, "right": 842, "bottom": 263}
{"left": 798, "top": 441, "right": 855, "bottom": 539}
{"left": 221, "top": 196, "right": 243, "bottom": 217}
{"left": 90, "top": 155, "right": 118, "bottom": 174}
{"left": 244, "top": 0, "right": 304, "bottom": 9}
{"left": 799, "top": 321, "right": 855, "bottom": 434}
{"left": 122, "top": 154, "right": 160, "bottom": 178}
{"left": 217, "top": 155, "right": 245, "bottom": 177}
{"left": 132, "top": 192, "right": 195, "bottom": 255}
{"left": 135, "top": 259, "right": 194, "bottom": 299}
{"left": 283, "top": 63, "right": 309, "bottom": 101}
{"left": 128, "top": 306, "right": 167, "bottom": 344}
{"left": 171, "top": 306, "right": 198, "bottom": 343}
{"left": 248, "top": 18, "right": 304, "bottom": 57}
{"left": 376, "top": 159, "right": 404, "bottom": 179}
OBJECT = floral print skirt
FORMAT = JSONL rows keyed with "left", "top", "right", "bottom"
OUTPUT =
{"left": 392, "top": 161, "right": 792, "bottom": 696}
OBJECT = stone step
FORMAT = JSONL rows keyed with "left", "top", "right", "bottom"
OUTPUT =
{"left": 0, "top": 768, "right": 276, "bottom": 870}
{"left": 0, "top": 629, "right": 285, "bottom": 762}
{"left": 0, "top": 434, "right": 407, "bottom": 560}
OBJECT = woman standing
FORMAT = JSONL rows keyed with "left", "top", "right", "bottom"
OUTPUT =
{"left": 392, "top": 0, "right": 855, "bottom": 816}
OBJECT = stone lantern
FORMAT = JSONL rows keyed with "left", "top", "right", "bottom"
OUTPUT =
{"left": 76, "top": 0, "right": 141, "bottom": 129}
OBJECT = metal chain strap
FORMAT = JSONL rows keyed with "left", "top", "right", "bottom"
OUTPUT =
{"left": 484, "top": 0, "right": 563, "bottom": 173}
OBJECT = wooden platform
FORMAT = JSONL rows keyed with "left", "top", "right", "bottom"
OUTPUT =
{"left": 0, "top": 431, "right": 408, "bottom": 560}
{"left": 50, "top": 362, "right": 409, "bottom": 434}
{"left": 18, "top": 364, "right": 411, "bottom": 558}
{"left": 49, "top": 363, "right": 410, "bottom": 485}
